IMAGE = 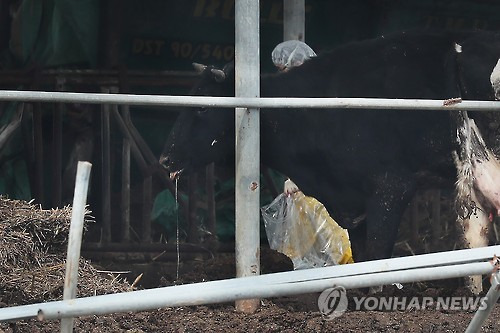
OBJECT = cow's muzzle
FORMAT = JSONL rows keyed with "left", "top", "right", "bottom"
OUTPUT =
{"left": 169, "top": 169, "right": 184, "bottom": 181}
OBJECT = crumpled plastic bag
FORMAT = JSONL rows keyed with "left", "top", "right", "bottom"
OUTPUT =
{"left": 271, "top": 40, "right": 317, "bottom": 70}
{"left": 261, "top": 190, "right": 353, "bottom": 270}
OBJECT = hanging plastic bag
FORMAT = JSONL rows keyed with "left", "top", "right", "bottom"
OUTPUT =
{"left": 261, "top": 181, "right": 353, "bottom": 270}
{"left": 271, "top": 40, "right": 317, "bottom": 71}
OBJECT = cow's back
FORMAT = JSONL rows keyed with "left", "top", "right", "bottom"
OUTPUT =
{"left": 263, "top": 31, "right": 463, "bottom": 99}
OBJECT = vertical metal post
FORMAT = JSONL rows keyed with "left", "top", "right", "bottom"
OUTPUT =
{"left": 33, "top": 102, "right": 45, "bottom": 206}
{"left": 21, "top": 104, "right": 36, "bottom": 197}
{"left": 52, "top": 77, "right": 65, "bottom": 208}
{"left": 142, "top": 175, "right": 152, "bottom": 243}
{"left": 119, "top": 74, "right": 131, "bottom": 243}
{"left": 100, "top": 87, "right": 111, "bottom": 244}
{"left": 121, "top": 137, "right": 131, "bottom": 242}
{"left": 283, "top": 0, "right": 305, "bottom": 41}
{"left": 235, "top": 0, "right": 260, "bottom": 313}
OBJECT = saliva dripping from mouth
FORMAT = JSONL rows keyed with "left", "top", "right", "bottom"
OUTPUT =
{"left": 170, "top": 169, "right": 184, "bottom": 181}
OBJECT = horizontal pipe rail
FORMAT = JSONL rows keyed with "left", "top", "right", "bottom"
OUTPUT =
{"left": 0, "top": 261, "right": 495, "bottom": 322}
{"left": 0, "top": 246, "right": 498, "bottom": 321}
{"left": 0, "top": 90, "right": 499, "bottom": 111}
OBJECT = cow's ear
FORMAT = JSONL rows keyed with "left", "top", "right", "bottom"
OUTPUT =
{"left": 192, "top": 62, "right": 207, "bottom": 74}
{"left": 211, "top": 69, "right": 226, "bottom": 82}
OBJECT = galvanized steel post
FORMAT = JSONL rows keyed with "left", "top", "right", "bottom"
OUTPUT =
{"left": 60, "top": 161, "right": 92, "bottom": 332}
{"left": 284, "top": 0, "right": 305, "bottom": 41}
{"left": 234, "top": 0, "right": 261, "bottom": 313}
{"left": 466, "top": 269, "right": 500, "bottom": 333}
{"left": 100, "top": 87, "right": 112, "bottom": 244}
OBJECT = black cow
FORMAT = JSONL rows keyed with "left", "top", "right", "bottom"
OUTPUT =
{"left": 160, "top": 30, "right": 500, "bottom": 262}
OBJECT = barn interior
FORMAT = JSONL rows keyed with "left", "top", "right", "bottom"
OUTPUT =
{"left": 0, "top": 0, "right": 499, "bottom": 289}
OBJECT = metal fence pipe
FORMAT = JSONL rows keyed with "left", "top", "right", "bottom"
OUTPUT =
{"left": 0, "top": 260, "right": 494, "bottom": 322}
{"left": 234, "top": 0, "right": 261, "bottom": 313}
{"left": 36, "top": 262, "right": 500, "bottom": 319}
{"left": 121, "top": 137, "right": 131, "bottom": 242}
{"left": 0, "top": 245, "right": 498, "bottom": 321}
{"left": 232, "top": 245, "right": 500, "bottom": 285}
{"left": 466, "top": 270, "right": 500, "bottom": 333}
{"left": 52, "top": 79, "right": 64, "bottom": 208}
{"left": 61, "top": 161, "right": 92, "bottom": 332}
{"left": 284, "top": 0, "right": 305, "bottom": 41}
{"left": 100, "top": 91, "right": 112, "bottom": 244}
{"left": 0, "top": 90, "right": 500, "bottom": 111}
{"left": 32, "top": 102, "right": 45, "bottom": 206}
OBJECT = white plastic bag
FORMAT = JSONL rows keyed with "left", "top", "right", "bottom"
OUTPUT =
{"left": 271, "top": 40, "right": 317, "bottom": 70}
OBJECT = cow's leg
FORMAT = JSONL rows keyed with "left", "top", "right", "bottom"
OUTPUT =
{"left": 459, "top": 192, "right": 489, "bottom": 295}
{"left": 364, "top": 172, "right": 416, "bottom": 262}
{"left": 360, "top": 173, "right": 416, "bottom": 294}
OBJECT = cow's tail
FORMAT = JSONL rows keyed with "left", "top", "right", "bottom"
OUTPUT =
{"left": 454, "top": 111, "right": 476, "bottom": 219}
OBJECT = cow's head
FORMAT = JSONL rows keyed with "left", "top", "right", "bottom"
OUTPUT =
{"left": 160, "top": 62, "right": 236, "bottom": 178}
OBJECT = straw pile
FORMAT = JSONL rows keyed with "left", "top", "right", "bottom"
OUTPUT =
{"left": 0, "top": 196, "right": 131, "bottom": 305}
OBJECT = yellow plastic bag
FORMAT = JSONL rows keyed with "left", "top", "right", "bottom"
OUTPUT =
{"left": 261, "top": 189, "right": 354, "bottom": 269}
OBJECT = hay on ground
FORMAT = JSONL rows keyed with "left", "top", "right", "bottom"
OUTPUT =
{"left": 0, "top": 196, "right": 131, "bottom": 306}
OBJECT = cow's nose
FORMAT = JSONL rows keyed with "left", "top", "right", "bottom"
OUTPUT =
{"left": 159, "top": 155, "right": 170, "bottom": 169}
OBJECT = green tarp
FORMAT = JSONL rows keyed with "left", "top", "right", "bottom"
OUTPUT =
{"left": 7, "top": 0, "right": 99, "bottom": 68}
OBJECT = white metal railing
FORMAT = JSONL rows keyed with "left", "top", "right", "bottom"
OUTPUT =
{"left": 0, "top": 90, "right": 500, "bottom": 111}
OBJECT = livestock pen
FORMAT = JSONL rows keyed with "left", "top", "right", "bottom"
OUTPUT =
{"left": 0, "top": 90, "right": 500, "bottom": 332}
{"left": 1, "top": 0, "right": 500, "bottom": 332}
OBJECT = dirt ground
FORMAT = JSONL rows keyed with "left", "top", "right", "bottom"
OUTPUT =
{"left": 1, "top": 192, "right": 499, "bottom": 332}
{"left": 1, "top": 247, "right": 499, "bottom": 333}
